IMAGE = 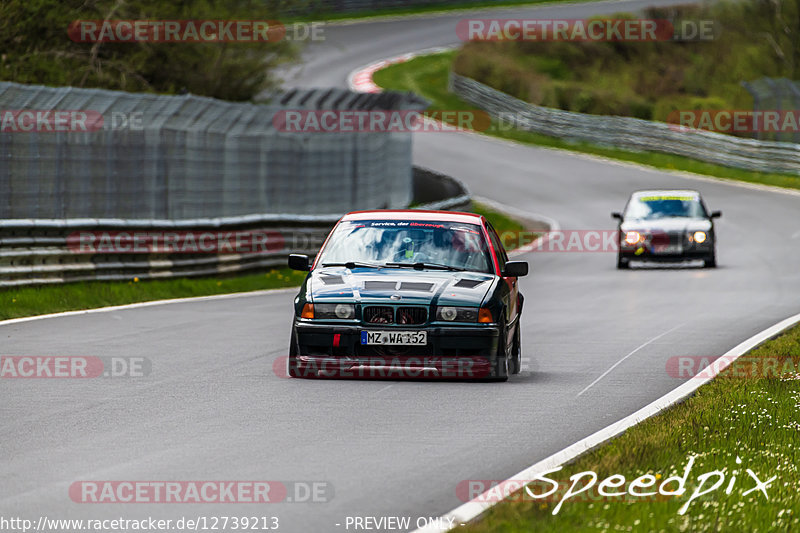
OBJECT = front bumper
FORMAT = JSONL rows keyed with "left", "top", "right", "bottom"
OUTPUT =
{"left": 619, "top": 232, "right": 713, "bottom": 262}
{"left": 618, "top": 248, "right": 712, "bottom": 262}
{"left": 291, "top": 320, "right": 500, "bottom": 379}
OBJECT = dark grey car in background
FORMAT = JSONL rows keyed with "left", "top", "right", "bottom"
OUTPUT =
{"left": 612, "top": 190, "right": 721, "bottom": 269}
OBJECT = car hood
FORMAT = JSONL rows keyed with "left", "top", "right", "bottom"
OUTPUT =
{"left": 309, "top": 267, "right": 495, "bottom": 307}
{"left": 621, "top": 217, "right": 711, "bottom": 233}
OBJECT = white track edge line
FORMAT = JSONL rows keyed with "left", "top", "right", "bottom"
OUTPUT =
{"left": 0, "top": 287, "right": 298, "bottom": 328}
{"left": 411, "top": 311, "right": 800, "bottom": 532}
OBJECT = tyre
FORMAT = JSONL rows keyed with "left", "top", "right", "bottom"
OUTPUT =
{"left": 287, "top": 325, "right": 302, "bottom": 378}
{"left": 703, "top": 248, "right": 717, "bottom": 268}
{"left": 510, "top": 321, "right": 521, "bottom": 375}
{"left": 617, "top": 254, "right": 630, "bottom": 269}
{"left": 488, "top": 320, "right": 509, "bottom": 382}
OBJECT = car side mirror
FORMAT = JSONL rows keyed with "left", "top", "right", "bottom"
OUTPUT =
{"left": 710, "top": 210, "right": 722, "bottom": 219}
{"left": 611, "top": 212, "right": 623, "bottom": 220}
{"left": 288, "top": 254, "right": 310, "bottom": 271}
{"left": 502, "top": 261, "right": 528, "bottom": 277}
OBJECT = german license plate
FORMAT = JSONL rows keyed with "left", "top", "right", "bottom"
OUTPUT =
{"left": 360, "top": 331, "right": 427, "bottom": 345}
{"left": 652, "top": 244, "right": 682, "bottom": 254}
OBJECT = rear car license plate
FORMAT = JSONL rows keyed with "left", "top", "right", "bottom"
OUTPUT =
{"left": 360, "top": 331, "right": 427, "bottom": 345}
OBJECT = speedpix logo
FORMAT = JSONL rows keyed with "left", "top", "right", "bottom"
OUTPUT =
{"left": 459, "top": 456, "right": 776, "bottom": 516}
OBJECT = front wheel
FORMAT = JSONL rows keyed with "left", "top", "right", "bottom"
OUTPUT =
{"left": 510, "top": 322, "right": 522, "bottom": 375}
{"left": 617, "top": 254, "right": 630, "bottom": 269}
{"left": 488, "top": 320, "right": 509, "bottom": 382}
{"left": 287, "top": 325, "right": 302, "bottom": 378}
{"left": 703, "top": 249, "right": 717, "bottom": 268}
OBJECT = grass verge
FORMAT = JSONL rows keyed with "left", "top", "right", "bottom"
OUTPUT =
{"left": 462, "top": 323, "right": 800, "bottom": 532}
{"left": 0, "top": 203, "right": 530, "bottom": 321}
{"left": 373, "top": 51, "right": 800, "bottom": 191}
{"left": 472, "top": 201, "right": 527, "bottom": 238}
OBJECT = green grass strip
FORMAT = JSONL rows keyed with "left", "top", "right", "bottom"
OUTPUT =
{"left": 462, "top": 323, "right": 800, "bottom": 531}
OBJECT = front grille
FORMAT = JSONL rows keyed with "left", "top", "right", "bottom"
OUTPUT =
{"left": 363, "top": 306, "right": 394, "bottom": 324}
{"left": 397, "top": 307, "right": 427, "bottom": 325}
{"left": 649, "top": 231, "right": 683, "bottom": 245}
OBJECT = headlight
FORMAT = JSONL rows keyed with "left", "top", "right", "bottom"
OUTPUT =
{"left": 436, "top": 306, "right": 479, "bottom": 322}
{"left": 624, "top": 231, "right": 642, "bottom": 245}
{"left": 693, "top": 231, "right": 707, "bottom": 244}
{"left": 310, "top": 303, "right": 355, "bottom": 319}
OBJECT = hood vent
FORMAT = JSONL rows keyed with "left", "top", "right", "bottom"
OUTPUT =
{"left": 364, "top": 281, "right": 397, "bottom": 291}
{"left": 320, "top": 275, "right": 344, "bottom": 285}
{"left": 399, "top": 282, "right": 434, "bottom": 292}
{"left": 454, "top": 279, "right": 486, "bottom": 289}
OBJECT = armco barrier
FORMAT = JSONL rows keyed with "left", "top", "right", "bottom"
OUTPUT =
{"left": 449, "top": 72, "right": 800, "bottom": 175}
{"left": 0, "top": 167, "right": 471, "bottom": 288}
{"left": 0, "top": 82, "right": 427, "bottom": 219}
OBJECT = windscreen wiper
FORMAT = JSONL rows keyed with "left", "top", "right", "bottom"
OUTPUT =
{"left": 384, "top": 262, "right": 465, "bottom": 271}
{"left": 321, "top": 262, "right": 384, "bottom": 269}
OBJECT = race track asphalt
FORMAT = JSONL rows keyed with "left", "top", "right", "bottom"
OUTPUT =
{"left": 3, "top": 1, "right": 800, "bottom": 531}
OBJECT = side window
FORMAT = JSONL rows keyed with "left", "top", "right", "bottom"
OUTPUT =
{"left": 486, "top": 223, "right": 508, "bottom": 272}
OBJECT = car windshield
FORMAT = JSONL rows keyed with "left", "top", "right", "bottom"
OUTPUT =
{"left": 625, "top": 194, "right": 706, "bottom": 220}
{"left": 317, "top": 220, "right": 494, "bottom": 273}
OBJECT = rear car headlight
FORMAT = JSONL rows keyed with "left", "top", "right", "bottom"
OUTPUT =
{"left": 304, "top": 303, "right": 355, "bottom": 319}
{"left": 624, "top": 231, "right": 642, "bottom": 245}
{"left": 436, "top": 306, "right": 479, "bottom": 322}
{"left": 693, "top": 231, "right": 707, "bottom": 244}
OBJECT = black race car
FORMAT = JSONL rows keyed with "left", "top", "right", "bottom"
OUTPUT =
{"left": 287, "top": 210, "right": 528, "bottom": 381}
{"left": 612, "top": 190, "right": 721, "bottom": 269}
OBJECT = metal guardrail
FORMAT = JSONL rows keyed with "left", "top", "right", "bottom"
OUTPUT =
{"left": 450, "top": 72, "right": 800, "bottom": 175}
{"left": 0, "top": 167, "right": 471, "bottom": 288}
{"left": 0, "top": 82, "right": 427, "bottom": 219}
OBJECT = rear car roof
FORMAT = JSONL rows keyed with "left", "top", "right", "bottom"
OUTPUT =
{"left": 342, "top": 210, "right": 485, "bottom": 224}
{"left": 631, "top": 190, "right": 701, "bottom": 198}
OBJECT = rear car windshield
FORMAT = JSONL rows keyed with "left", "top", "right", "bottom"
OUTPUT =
{"left": 317, "top": 220, "right": 494, "bottom": 273}
{"left": 625, "top": 195, "right": 707, "bottom": 220}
